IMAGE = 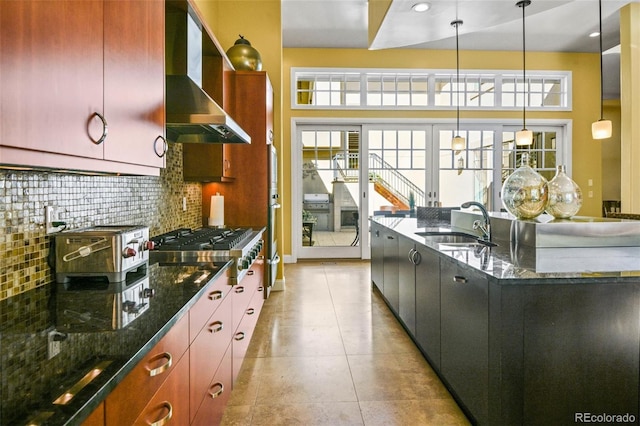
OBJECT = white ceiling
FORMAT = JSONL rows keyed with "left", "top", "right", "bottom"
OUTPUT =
{"left": 282, "top": 0, "right": 639, "bottom": 99}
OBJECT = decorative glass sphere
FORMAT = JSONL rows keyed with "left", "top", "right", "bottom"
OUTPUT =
{"left": 546, "top": 165, "right": 582, "bottom": 218}
{"left": 226, "top": 35, "right": 262, "bottom": 71}
{"left": 501, "top": 152, "right": 549, "bottom": 219}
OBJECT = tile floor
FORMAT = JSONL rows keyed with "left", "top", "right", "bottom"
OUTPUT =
{"left": 221, "top": 260, "right": 470, "bottom": 426}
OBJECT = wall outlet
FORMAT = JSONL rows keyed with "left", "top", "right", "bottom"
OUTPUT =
{"left": 45, "top": 206, "right": 64, "bottom": 234}
{"left": 48, "top": 330, "right": 61, "bottom": 359}
{"left": 182, "top": 196, "right": 187, "bottom": 211}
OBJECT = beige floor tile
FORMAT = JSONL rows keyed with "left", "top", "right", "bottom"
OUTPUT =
{"left": 222, "top": 261, "right": 469, "bottom": 425}
{"left": 221, "top": 405, "right": 254, "bottom": 426}
{"left": 263, "top": 325, "right": 346, "bottom": 357}
{"left": 348, "top": 353, "right": 452, "bottom": 401}
{"left": 359, "top": 399, "right": 471, "bottom": 426}
{"left": 339, "top": 323, "right": 420, "bottom": 355}
{"left": 255, "top": 355, "right": 357, "bottom": 404}
{"left": 249, "top": 402, "right": 364, "bottom": 426}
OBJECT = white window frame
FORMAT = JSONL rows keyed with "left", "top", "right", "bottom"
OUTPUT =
{"left": 291, "top": 67, "right": 572, "bottom": 111}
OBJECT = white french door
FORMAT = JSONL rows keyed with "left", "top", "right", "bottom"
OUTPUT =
{"left": 292, "top": 119, "right": 569, "bottom": 260}
{"left": 294, "top": 124, "right": 365, "bottom": 259}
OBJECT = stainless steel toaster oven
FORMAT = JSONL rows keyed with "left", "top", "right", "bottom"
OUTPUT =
{"left": 54, "top": 225, "right": 150, "bottom": 283}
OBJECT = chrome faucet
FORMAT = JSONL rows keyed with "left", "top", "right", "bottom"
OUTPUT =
{"left": 461, "top": 201, "right": 491, "bottom": 242}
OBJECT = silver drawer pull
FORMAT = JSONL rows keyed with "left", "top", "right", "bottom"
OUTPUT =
{"left": 453, "top": 275, "right": 468, "bottom": 283}
{"left": 90, "top": 111, "right": 108, "bottom": 145}
{"left": 208, "top": 290, "right": 223, "bottom": 300}
{"left": 235, "top": 286, "right": 245, "bottom": 294}
{"left": 148, "top": 401, "right": 172, "bottom": 426}
{"left": 246, "top": 308, "right": 255, "bottom": 315}
{"left": 208, "top": 382, "right": 224, "bottom": 399}
{"left": 208, "top": 321, "right": 224, "bottom": 333}
{"left": 147, "top": 352, "right": 172, "bottom": 377}
{"left": 234, "top": 332, "right": 245, "bottom": 341}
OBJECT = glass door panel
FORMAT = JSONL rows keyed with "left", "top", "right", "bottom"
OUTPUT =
{"left": 436, "top": 127, "right": 497, "bottom": 210}
{"left": 298, "top": 126, "right": 362, "bottom": 258}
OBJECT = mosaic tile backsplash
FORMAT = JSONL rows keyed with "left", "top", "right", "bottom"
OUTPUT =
{"left": 0, "top": 144, "right": 202, "bottom": 300}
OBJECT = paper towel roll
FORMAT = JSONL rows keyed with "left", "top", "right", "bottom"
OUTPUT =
{"left": 208, "top": 193, "right": 224, "bottom": 227}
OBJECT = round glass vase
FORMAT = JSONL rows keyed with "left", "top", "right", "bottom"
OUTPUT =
{"left": 545, "top": 165, "right": 582, "bottom": 219}
{"left": 501, "top": 152, "right": 549, "bottom": 219}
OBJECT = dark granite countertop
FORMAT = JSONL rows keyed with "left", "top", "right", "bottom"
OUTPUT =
{"left": 371, "top": 216, "right": 640, "bottom": 282}
{"left": 0, "top": 260, "right": 233, "bottom": 426}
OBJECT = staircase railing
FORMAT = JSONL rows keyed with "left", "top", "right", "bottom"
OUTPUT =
{"left": 333, "top": 153, "right": 426, "bottom": 207}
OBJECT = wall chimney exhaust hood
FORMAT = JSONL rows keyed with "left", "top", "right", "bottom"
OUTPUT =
{"left": 165, "top": 4, "right": 250, "bottom": 144}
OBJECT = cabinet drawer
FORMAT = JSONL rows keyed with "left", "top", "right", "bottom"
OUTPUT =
{"left": 132, "top": 351, "right": 190, "bottom": 426}
{"left": 106, "top": 314, "right": 189, "bottom": 425}
{"left": 191, "top": 343, "right": 233, "bottom": 426}
{"left": 232, "top": 288, "right": 264, "bottom": 383}
{"left": 189, "top": 273, "right": 231, "bottom": 343}
{"left": 81, "top": 402, "right": 104, "bottom": 426}
{"left": 189, "top": 294, "right": 233, "bottom": 422}
{"left": 233, "top": 259, "right": 264, "bottom": 331}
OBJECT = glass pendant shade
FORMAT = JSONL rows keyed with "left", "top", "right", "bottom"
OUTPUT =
{"left": 501, "top": 152, "right": 549, "bottom": 219}
{"left": 515, "top": 129, "right": 533, "bottom": 146}
{"left": 452, "top": 135, "right": 466, "bottom": 151}
{"left": 592, "top": 119, "right": 612, "bottom": 139}
{"left": 546, "top": 165, "right": 583, "bottom": 218}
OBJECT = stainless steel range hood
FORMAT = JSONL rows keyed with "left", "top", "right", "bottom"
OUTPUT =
{"left": 165, "top": 6, "right": 250, "bottom": 144}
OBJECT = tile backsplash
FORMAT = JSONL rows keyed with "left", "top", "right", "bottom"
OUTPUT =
{"left": 0, "top": 144, "right": 202, "bottom": 300}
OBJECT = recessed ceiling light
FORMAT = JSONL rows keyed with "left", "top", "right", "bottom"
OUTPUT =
{"left": 589, "top": 31, "right": 600, "bottom": 38}
{"left": 412, "top": 2, "right": 431, "bottom": 12}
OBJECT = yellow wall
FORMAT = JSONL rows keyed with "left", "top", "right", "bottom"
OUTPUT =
{"left": 191, "top": 1, "right": 608, "bottom": 260}
{"left": 282, "top": 48, "right": 603, "bottom": 256}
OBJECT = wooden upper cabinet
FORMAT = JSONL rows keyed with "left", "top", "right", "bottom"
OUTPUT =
{"left": 0, "top": 0, "right": 105, "bottom": 158}
{"left": 0, "top": 0, "right": 165, "bottom": 174}
{"left": 103, "top": 0, "right": 166, "bottom": 168}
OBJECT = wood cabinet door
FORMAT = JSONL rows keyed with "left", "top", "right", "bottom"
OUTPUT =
{"left": 191, "top": 343, "right": 233, "bottom": 426}
{"left": 106, "top": 314, "right": 189, "bottom": 426}
{"left": 231, "top": 276, "right": 264, "bottom": 383}
{"left": 188, "top": 273, "right": 231, "bottom": 344}
{"left": 132, "top": 352, "right": 190, "bottom": 426}
{"left": 81, "top": 402, "right": 104, "bottom": 426}
{"left": 0, "top": 0, "right": 104, "bottom": 158}
{"left": 440, "top": 259, "right": 489, "bottom": 424}
{"left": 103, "top": 0, "right": 165, "bottom": 167}
{"left": 189, "top": 295, "right": 233, "bottom": 422}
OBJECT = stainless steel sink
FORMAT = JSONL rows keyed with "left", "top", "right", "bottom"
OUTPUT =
{"left": 415, "top": 231, "right": 498, "bottom": 247}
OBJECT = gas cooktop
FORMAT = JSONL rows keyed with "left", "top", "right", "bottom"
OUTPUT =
{"left": 150, "top": 227, "right": 252, "bottom": 251}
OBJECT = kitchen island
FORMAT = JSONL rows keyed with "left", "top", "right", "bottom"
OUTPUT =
{"left": 0, "top": 260, "right": 238, "bottom": 425}
{"left": 370, "top": 216, "right": 640, "bottom": 425}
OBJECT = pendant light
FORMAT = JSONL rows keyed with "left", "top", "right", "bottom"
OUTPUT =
{"left": 451, "top": 19, "right": 466, "bottom": 151}
{"left": 592, "top": 0, "right": 612, "bottom": 139}
{"left": 515, "top": 0, "right": 533, "bottom": 146}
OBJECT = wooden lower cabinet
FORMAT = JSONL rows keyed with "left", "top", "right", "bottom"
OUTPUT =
{"left": 100, "top": 266, "right": 264, "bottom": 425}
{"left": 133, "top": 352, "right": 190, "bottom": 426}
{"left": 189, "top": 293, "right": 233, "bottom": 423}
{"left": 105, "top": 314, "right": 189, "bottom": 425}
{"left": 191, "top": 344, "right": 233, "bottom": 426}
{"left": 82, "top": 402, "right": 104, "bottom": 426}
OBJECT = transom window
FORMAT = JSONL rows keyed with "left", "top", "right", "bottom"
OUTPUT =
{"left": 292, "top": 68, "right": 571, "bottom": 111}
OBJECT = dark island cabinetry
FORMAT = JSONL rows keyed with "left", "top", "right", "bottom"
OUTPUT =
{"left": 440, "top": 257, "right": 489, "bottom": 425}
{"left": 370, "top": 217, "right": 640, "bottom": 425}
{"left": 370, "top": 222, "right": 384, "bottom": 293}
{"left": 382, "top": 230, "right": 400, "bottom": 313}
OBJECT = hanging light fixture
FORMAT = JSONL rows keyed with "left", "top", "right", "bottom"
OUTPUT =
{"left": 451, "top": 19, "right": 466, "bottom": 151}
{"left": 515, "top": 0, "right": 533, "bottom": 146}
{"left": 592, "top": 0, "right": 612, "bottom": 139}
